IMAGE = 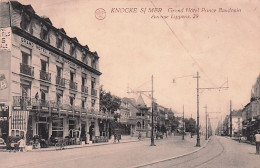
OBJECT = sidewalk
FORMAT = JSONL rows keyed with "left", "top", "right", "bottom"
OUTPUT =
{"left": 230, "top": 136, "right": 256, "bottom": 145}
{"left": 0, "top": 135, "right": 210, "bottom": 168}
{"left": 0, "top": 135, "right": 142, "bottom": 152}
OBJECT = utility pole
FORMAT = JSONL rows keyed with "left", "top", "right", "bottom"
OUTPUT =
{"left": 230, "top": 100, "right": 232, "bottom": 137}
{"left": 194, "top": 72, "right": 200, "bottom": 147}
{"left": 174, "top": 71, "right": 228, "bottom": 147}
{"left": 127, "top": 76, "right": 156, "bottom": 146}
{"left": 190, "top": 114, "right": 193, "bottom": 138}
{"left": 151, "top": 75, "right": 155, "bottom": 146}
{"left": 182, "top": 104, "right": 185, "bottom": 140}
{"left": 204, "top": 104, "right": 208, "bottom": 140}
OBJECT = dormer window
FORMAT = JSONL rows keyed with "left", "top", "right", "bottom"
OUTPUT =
{"left": 91, "top": 57, "right": 96, "bottom": 69}
{"left": 70, "top": 43, "right": 76, "bottom": 57}
{"left": 20, "top": 13, "right": 33, "bottom": 34}
{"left": 56, "top": 35, "right": 63, "bottom": 49}
{"left": 82, "top": 51, "right": 88, "bottom": 65}
{"left": 41, "top": 25, "right": 49, "bottom": 42}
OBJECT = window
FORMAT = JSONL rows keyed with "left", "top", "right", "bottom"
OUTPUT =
{"left": 56, "top": 90, "right": 63, "bottom": 104}
{"left": 41, "top": 25, "right": 49, "bottom": 42}
{"left": 57, "top": 66, "right": 62, "bottom": 77}
{"left": 92, "top": 58, "right": 96, "bottom": 69}
{"left": 137, "top": 122, "right": 141, "bottom": 129}
{"left": 40, "top": 85, "right": 48, "bottom": 100}
{"left": 21, "top": 13, "right": 33, "bottom": 34}
{"left": 70, "top": 43, "right": 76, "bottom": 56}
{"left": 22, "top": 52, "right": 29, "bottom": 65}
{"left": 91, "top": 99, "right": 95, "bottom": 107}
{"left": 82, "top": 73, "right": 87, "bottom": 86}
{"left": 69, "top": 120, "right": 76, "bottom": 130}
{"left": 91, "top": 77, "right": 96, "bottom": 89}
{"left": 41, "top": 60, "right": 48, "bottom": 72}
{"left": 82, "top": 54, "right": 88, "bottom": 64}
{"left": 81, "top": 100, "right": 85, "bottom": 109}
{"left": 41, "top": 91, "right": 46, "bottom": 101}
{"left": 21, "top": 84, "right": 30, "bottom": 98}
{"left": 52, "top": 118, "right": 63, "bottom": 137}
{"left": 56, "top": 36, "right": 63, "bottom": 49}
{"left": 70, "top": 95, "right": 75, "bottom": 106}
{"left": 70, "top": 69, "right": 75, "bottom": 81}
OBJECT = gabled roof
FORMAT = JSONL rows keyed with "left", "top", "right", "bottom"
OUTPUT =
{"left": 137, "top": 94, "right": 146, "bottom": 107}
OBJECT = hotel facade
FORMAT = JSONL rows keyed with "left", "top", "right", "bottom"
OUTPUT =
{"left": 0, "top": 1, "right": 112, "bottom": 145}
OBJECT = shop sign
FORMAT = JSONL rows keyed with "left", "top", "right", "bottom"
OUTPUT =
{"left": 41, "top": 107, "right": 49, "bottom": 110}
{"left": 13, "top": 106, "right": 22, "bottom": 110}
{"left": 27, "top": 106, "right": 32, "bottom": 110}
{"left": 0, "top": 27, "right": 11, "bottom": 50}
{"left": 0, "top": 104, "right": 9, "bottom": 121}
{"left": 21, "top": 37, "right": 81, "bottom": 69}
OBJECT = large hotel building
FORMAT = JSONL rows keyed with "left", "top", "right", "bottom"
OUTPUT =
{"left": 0, "top": 1, "right": 111, "bottom": 145}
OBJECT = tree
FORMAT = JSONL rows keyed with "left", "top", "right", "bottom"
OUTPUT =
{"left": 184, "top": 118, "right": 196, "bottom": 134}
{"left": 170, "top": 115, "right": 179, "bottom": 132}
{"left": 100, "top": 90, "right": 121, "bottom": 114}
{"left": 99, "top": 89, "right": 122, "bottom": 136}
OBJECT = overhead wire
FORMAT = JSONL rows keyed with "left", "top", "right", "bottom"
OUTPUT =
{"left": 149, "top": 0, "right": 220, "bottom": 88}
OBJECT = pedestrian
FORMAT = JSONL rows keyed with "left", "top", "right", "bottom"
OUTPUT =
{"left": 18, "top": 136, "right": 26, "bottom": 152}
{"left": 114, "top": 133, "right": 117, "bottom": 143}
{"left": 138, "top": 132, "right": 141, "bottom": 140}
{"left": 117, "top": 134, "right": 120, "bottom": 143}
{"left": 255, "top": 131, "right": 260, "bottom": 155}
{"left": 239, "top": 133, "right": 242, "bottom": 143}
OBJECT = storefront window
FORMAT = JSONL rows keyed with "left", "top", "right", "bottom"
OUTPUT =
{"left": 69, "top": 120, "right": 76, "bottom": 130}
{"left": 52, "top": 118, "right": 63, "bottom": 137}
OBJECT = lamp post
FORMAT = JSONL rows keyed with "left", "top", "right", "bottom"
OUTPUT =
{"left": 182, "top": 104, "right": 185, "bottom": 140}
{"left": 127, "top": 75, "right": 156, "bottom": 146}
{"left": 151, "top": 75, "right": 155, "bottom": 146}
{"left": 194, "top": 72, "right": 200, "bottom": 147}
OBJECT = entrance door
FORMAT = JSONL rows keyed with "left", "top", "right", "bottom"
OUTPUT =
{"left": 81, "top": 123, "right": 86, "bottom": 141}
{"left": 89, "top": 124, "right": 94, "bottom": 141}
{"left": 38, "top": 123, "right": 49, "bottom": 140}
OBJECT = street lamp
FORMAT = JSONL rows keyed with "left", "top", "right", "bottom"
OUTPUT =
{"left": 151, "top": 75, "right": 155, "bottom": 146}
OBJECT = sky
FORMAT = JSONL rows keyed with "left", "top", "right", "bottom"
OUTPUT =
{"left": 16, "top": 0, "right": 260, "bottom": 130}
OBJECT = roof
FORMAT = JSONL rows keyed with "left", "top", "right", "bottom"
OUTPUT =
{"left": 136, "top": 95, "right": 146, "bottom": 108}
{"left": 9, "top": 1, "right": 99, "bottom": 58}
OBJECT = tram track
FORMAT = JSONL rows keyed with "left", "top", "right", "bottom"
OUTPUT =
{"left": 135, "top": 136, "right": 225, "bottom": 168}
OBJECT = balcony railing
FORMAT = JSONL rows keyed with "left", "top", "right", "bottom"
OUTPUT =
{"left": 69, "top": 81, "right": 78, "bottom": 90}
{"left": 13, "top": 96, "right": 32, "bottom": 107}
{"left": 40, "top": 70, "right": 51, "bottom": 82}
{"left": 81, "top": 85, "right": 88, "bottom": 93}
{"left": 13, "top": 96, "right": 50, "bottom": 108}
{"left": 56, "top": 76, "right": 65, "bottom": 87}
{"left": 91, "top": 89, "right": 97, "bottom": 97}
{"left": 20, "top": 63, "right": 34, "bottom": 77}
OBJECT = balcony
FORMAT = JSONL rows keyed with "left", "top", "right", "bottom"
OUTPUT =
{"left": 91, "top": 89, "right": 97, "bottom": 97}
{"left": 20, "top": 63, "right": 34, "bottom": 77}
{"left": 13, "top": 96, "right": 32, "bottom": 107}
{"left": 56, "top": 76, "right": 65, "bottom": 87}
{"left": 81, "top": 85, "right": 88, "bottom": 93}
{"left": 40, "top": 70, "right": 51, "bottom": 82}
{"left": 69, "top": 81, "right": 78, "bottom": 90}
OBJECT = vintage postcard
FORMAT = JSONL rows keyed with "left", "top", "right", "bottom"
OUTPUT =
{"left": 0, "top": 0, "right": 260, "bottom": 167}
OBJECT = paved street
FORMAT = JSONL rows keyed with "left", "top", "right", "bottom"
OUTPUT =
{"left": 1, "top": 135, "right": 259, "bottom": 168}
{"left": 141, "top": 136, "right": 260, "bottom": 168}
{"left": 0, "top": 135, "right": 206, "bottom": 168}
